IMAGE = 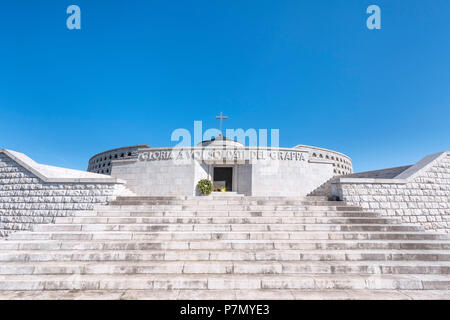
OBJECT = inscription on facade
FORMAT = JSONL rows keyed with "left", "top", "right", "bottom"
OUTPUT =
{"left": 138, "top": 148, "right": 308, "bottom": 162}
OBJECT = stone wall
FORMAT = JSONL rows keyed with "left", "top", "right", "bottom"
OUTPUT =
{"left": 236, "top": 164, "right": 252, "bottom": 196}
{"left": 112, "top": 157, "right": 196, "bottom": 196}
{"left": 0, "top": 150, "right": 126, "bottom": 237}
{"left": 294, "top": 144, "right": 353, "bottom": 176}
{"left": 331, "top": 152, "right": 450, "bottom": 232}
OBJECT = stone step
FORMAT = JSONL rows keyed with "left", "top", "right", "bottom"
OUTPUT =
{"left": 0, "top": 249, "right": 449, "bottom": 262}
{"left": 53, "top": 216, "right": 401, "bottom": 225}
{"left": 2, "top": 194, "right": 449, "bottom": 297}
{"left": 2, "top": 240, "right": 450, "bottom": 251}
{"left": 254, "top": 196, "right": 329, "bottom": 201}
{"left": 0, "top": 273, "right": 448, "bottom": 290}
{"left": 1, "top": 289, "right": 449, "bottom": 300}
{"left": 109, "top": 200, "right": 346, "bottom": 206}
{"left": 209, "top": 191, "right": 241, "bottom": 195}
{"left": 0, "top": 260, "right": 449, "bottom": 275}
{"left": 7, "top": 231, "right": 449, "bottom": 241}
{"left": 84, "top": 210, "right": 382, "bottom": 218}
{"left": 32, "top": 223, "right": 423, "bottom": 233}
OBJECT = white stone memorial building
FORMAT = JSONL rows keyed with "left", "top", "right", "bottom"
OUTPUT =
{"left": 87, "top": 134, "right": 353, "bottom": 197}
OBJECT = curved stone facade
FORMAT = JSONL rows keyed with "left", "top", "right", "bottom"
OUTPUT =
{"left": 87, "top": 145, "right": 150, "bottom": 175}
{"left": 90, "top": 141, "right": 353, "bottom": 197}
{"left": 330, "top": 151, "right": 450, "bottom": 232}
{"left": 294, "top": 145, "right": 353, "bottom": 175}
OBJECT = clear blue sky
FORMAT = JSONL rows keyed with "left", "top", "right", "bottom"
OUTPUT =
{"left": 0, "top": 1, "right": 449, "bottom": 172}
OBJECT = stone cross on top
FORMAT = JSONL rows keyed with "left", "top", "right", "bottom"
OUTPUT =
{"left": 216, "top": 112, "right": 228, "bottom": 135}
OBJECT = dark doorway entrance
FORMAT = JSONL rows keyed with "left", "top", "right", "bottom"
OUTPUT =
{"left": 213, "top": 167, "right": 233, "bottom": 191}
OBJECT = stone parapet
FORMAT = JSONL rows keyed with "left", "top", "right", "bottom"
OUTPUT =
{"left": 330, "top": 151, "right": 450, "bottom": 232}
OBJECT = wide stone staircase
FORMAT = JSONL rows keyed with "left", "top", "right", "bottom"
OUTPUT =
{"left": 0, "top": 194, "right": 449, "bottom": 299}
